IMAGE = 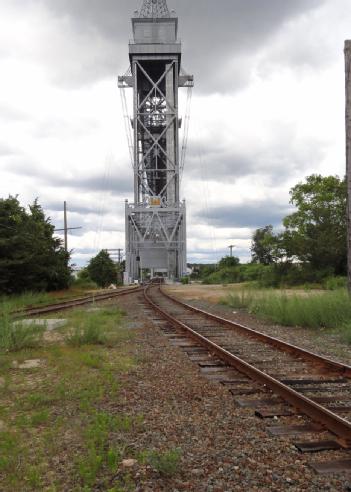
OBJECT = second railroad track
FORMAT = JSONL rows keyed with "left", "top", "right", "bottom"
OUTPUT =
{"left": 144, "top": 284, "right": 351, "bottom": 474}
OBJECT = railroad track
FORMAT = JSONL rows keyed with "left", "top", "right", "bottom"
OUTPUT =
{"left": 14, "top": 286, "right": 143, "bottom": 318}
{"left": 144, "top": 284, "right": 351, "bottom": 474}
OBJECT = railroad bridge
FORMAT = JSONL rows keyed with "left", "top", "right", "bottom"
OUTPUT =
{"left": 119, "top": 0, "right": 193, "bottom": 284}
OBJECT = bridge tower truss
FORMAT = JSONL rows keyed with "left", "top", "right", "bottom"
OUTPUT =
{"left": 119, "top": 0, "right": 193, "bottom": 283}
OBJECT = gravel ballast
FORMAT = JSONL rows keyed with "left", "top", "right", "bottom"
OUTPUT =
{"left": 111, "top": 293, "right": 351, "bottom": 491}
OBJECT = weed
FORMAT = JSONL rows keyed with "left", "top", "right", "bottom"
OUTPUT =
{"left": 79, "top": 353, "right": 104, "bottom": 369}
{"left": 0, "top": 431, "right": 21, "bottom": 473}
{"left": 221, "top": 289, "right": 259, "bottom": 309}
{"left": 0, "top": 308, "right": 45, "bottom": 352}
{"left": 0, "top": 292, "right": 52, "bottom": 313}
{"left": 25, "top": 392, "right": 54, "bottom": 409}
{"left": 65, "top": 306, "right": 127, "bottom": 348}
{"left": 77, "top": 447, "right": 104, "bottom": 487}
{"left": 76, "top": 411, "right": 134, "bottom": 487}
{"left": 66, "top": 322, "right": 107, "bottom": 347}
{"left": 224, "top": 288, "right": 351, "bottom": 332}
{"left": 140, "top": 448, "right": 182, "bottom": 477}
{"left": 341, "top": 323, "right": 351, "bottom": 344}
{"left": 106, "top": 448, "right": 121, "bottom": 470}
{"left": 30, "top": 410, "right": 50, "bottom": 426}
{"left": 26, "top": 466, "right": 41, "bottom": 488}
{"left": 323, "top": 276, "right": 347, "bottom": 290}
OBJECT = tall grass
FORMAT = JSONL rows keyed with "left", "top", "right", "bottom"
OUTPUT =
{"left": 0, "top": 305, "right": 45, "bottom": 352}
{"left": 0, "top": 292, "right": 52, "bottom": 313}
{"left": 65, "top": 306, "right": 125, "bottom": 347}
{"left": 223, "top": 288, "right": 351, "bottom": 332}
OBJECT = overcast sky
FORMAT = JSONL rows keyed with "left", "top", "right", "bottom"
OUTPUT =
{"left": 0, "top": 0, "right": 349, "bottom": 266}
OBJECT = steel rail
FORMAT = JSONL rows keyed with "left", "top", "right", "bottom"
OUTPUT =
{"left": 160, "top": 287, "right": 351, "bottom": 378}
{"left": 15, "top": 286, "right": 143, "bottom": 318}
{"left": 144, "top": 285, "right": 351, "bottom": 445}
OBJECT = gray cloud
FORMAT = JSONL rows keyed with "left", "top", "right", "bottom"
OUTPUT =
{"left": 0, "top": 143, "right": 17, "bottom": 156}
{"left": 32, "top": 117, "right": 99, "bottom": 139}
{"left": 185, "top": 130, "right": 326, "bottom": 184}
{"left": 9, "top": 0, "right": 325, "bottom": 92}
{"left": 0, "top": 103, "right": 29, "bottom": 123}
{"left": 196, "top": 200, "right": 293, "bottom": 228}
{"left": 7, "top": 159, "right": 133, "bottom": 195}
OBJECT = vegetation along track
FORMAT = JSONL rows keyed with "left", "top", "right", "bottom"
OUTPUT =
{"left": 144, "top": 284, "right": 351, "bottom": 473}
{"left": 15, "top": 286, "right": 143, "bottom": 318}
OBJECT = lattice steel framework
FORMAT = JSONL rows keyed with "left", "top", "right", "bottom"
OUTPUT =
{"left": 119, "top": 0, "right": 193, "bottom": 283}
{"left": 139, "top": 0, "right": 170, "bottom": 18}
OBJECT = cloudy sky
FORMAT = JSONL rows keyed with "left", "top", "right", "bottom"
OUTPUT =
{"left": 0, "top": 0, "right": 349, "bottom": 266}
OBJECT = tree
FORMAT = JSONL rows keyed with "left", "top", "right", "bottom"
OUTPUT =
{"left": 87, "top": 250, "right": 117, "bottom": 288}
{"left": 282, "top": 175, "right": 347, "bottom": 275}
{"left": 218, "top": 256, "right": 240, "bottom": 268}
{"left": 0, "top": 196, "right": 71, "bottom": 294}
{"left": 251, "top": 225, "right": 277, "bottom": 265}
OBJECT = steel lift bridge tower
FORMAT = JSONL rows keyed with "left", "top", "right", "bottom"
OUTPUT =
{"left": 118, "top": 0, "right": 193, "bottom": 283}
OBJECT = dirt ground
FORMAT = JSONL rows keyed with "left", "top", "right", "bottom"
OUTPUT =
{"left": 165, "top": 283, "right": 324, "bottom": 304}
{"left": 165, "top": 283, "right": 243, "bottom": 304}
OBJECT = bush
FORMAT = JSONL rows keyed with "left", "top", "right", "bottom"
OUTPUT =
{"left": 323, "top": 276, "right": 347, "bottom": 290}
{"left": 203, "top": 267, "right": 242, "bottom": 285}
{"left": 181, "top": 277, "right": 189, "bottom": 285}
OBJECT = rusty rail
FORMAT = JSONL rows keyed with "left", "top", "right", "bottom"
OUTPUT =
{"left": 144, "top": 285, "right": 351, "bottom": 446}
{"left": 15, "top": 286, "right": 143, "bottom": 318}
{"left": 160, "top": 286, "right": 351, "bottom": 378}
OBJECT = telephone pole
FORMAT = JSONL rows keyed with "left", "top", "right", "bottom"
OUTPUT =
{"left": 228, "top": 244, "right": 235, "bottom": 257}
{"left": 345, "top": 41, "right": 351, "bottom": 293}
{"left": 107, "top": 249, "right": 123, "bottom": 264}
{"left": 64, "top": 201, "right": 68, "bottom": 252}
{"left": 54, "top": 202, "right": 82, "bottom": 252}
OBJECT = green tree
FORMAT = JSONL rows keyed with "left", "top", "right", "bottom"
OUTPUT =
{"left": 218, "top": 256, "right": 240, "bottom": 268}
{"left": 251, "top": 225, "right": 277, "bottom": 265}
{"left": 87, "top": 250, "right": 117, "bottom": 288}
{"left": 0, "top": 196, "right": 71, "bottom": 294}
{"left": 282, "top": 175, "right": 347, "bottom": 275}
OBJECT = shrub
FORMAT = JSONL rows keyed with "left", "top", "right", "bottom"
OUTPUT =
{"left": 323, "top": 276, "right": 347, "bottom": 290}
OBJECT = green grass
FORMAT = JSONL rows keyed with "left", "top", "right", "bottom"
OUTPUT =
{"left": 139, "top": 448, "right": 182, "bottom": 477}
{"left": 65, "top": 306, "right": 125, "bottom": 347}
{"left": 223, "top": 288, "right": 351, "bottom": 337}
{"left": 0, "top": 307, "right": 45, "bottom": 353}
{"left": 0, "top": 285, "right": 101, "bottom": 314}
{"left": 0, "top": 292, "right": 52, "bottom": 313}
{"left": 76, "top": 410, "right": 136, "bottom": 487}
{"left": 0, "top": 302, "right": 139, "bottom": 491}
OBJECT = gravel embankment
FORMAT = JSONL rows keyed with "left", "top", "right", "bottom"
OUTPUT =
{"left": 109, "top": 294, "right": 351, "bottom": 491}
{"left": 176, "top": 296, "right": 351, "bottom": 367}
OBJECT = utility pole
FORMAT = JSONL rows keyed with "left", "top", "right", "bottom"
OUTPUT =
{"left": 228, "top": 244, "right": 235, "bottom": 257}
{"left": 54, "top": 202, "right": 82, "bottom": 252}
{"left": 64, "top": 201, "right": 68, "bottom": 252}
{"left": 345, "top": 41, "right": 351, "bottom": 293}
{"left": 107, "top": 249, "right": 123, "bottom": 264}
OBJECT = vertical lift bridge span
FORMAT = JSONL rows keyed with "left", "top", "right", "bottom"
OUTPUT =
{"left": 119, "top": 0, "right": 193, "bottom": 283}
